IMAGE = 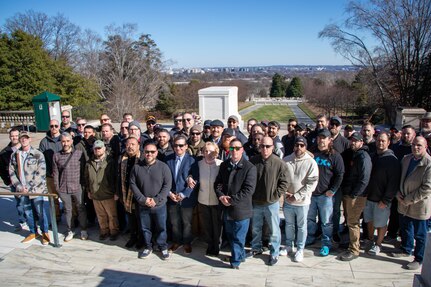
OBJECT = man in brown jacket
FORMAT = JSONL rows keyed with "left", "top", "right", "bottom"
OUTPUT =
{"left": 392, "top": 136, "right": 431, "bottom": 270}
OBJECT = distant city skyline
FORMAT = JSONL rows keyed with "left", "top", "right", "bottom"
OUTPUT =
{"left": 0, "top": 0, "right": 353, "bottom": 68}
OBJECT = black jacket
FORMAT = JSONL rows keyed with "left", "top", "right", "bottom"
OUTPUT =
{"left": 214, "top": 156, "right": 257, "bottom": 220}
{"left": 0, "top": 143, "right": 14, "bottom": 186}
{"left": 366, "top": 149, "right": 401, "bottom": 204}
{"left": 313, "top": 149, "right": 345, "bottom": 196}
{"left": 342, "top": 146, "right": 372, "bottom": 197}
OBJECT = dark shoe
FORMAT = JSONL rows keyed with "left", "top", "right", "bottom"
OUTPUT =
{"left": 125, "top": 237, "right": 137, "bottom": 248}
{"left": 169, "top": 243, "right": 181, "bottom": 252}
{"left": 184, "top": 244, "right": 192, "bottom": 254}
{"left": 389, "top": 249, "right": 411, "bottom": 258}
{"left": 340, "top": 251, "right": 358, "bottom": 261}
{"left": 406, "top": 260, "right": 422, "bottom": 270}
{"left": 135, "top": 240, "right": 145, "bottom": 250}
{"left": 332, "top": 233, "right": 341, "bottom": 243}
{"left": 99, "top": 233, "right": 109, "bottom": 241}
{"left": 138, "top": 249, "right": 152, "bottom": 259}
{"left": 109, "top": 233, "right": 119, "bottom": 241}
{"left": 268, "top": 256, "right": 278, "bottom": 266}
{"left": 206, "top": 250, "right": 219, "bottom": 257}
{"left": 246, "top": 250, "right": 263, "bottom": 258}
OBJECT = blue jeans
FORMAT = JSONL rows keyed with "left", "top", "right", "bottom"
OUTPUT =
{"left": 168, "top": 204, "right": 194, "bottom": 244}
{"left": 224, "top": 214, "right": 250, "bottom": 267}
{"left": 307, "top": 195, "right": 333, "bottom": 248}
{"left": 140, "top": 205, "right": 168, "bottom": 251}
{"left": 399, "top": 215, "right": 428, "bottom": 263}
{"left": 332, "top": 190, "right": 343, "bottom": 234}
{"left": 283, "top": 203, "right": 309, "bottom": 250}
{"left": 22, "top": 196, "right": 48, "bottom": 234}
{"left": 251, "top": 201, "right": 281, "bottom": 257}
{"left": 11, "top": 186, "right": 26, "bottom": 224}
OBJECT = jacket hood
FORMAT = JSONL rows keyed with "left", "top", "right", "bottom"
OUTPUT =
{"left": 378, "top": 149, "right": 396, "bottom": 158}
{"left": 45, "top": 131, "right": 61, "bottom": 142}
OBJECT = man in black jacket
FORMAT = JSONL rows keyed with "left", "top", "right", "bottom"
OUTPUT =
{"left": 340, "top": 132, "right": 372, "bottom": 261}
{"left": 363, "top": 132, "right": 401, "bottom": 255}
{"left": 214, "top": 139, "right": 257, "bottom": 269}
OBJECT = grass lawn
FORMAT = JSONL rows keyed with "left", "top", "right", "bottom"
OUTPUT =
{"left": 242, "top": 105, "right": 295, "bottom": 122}
{"left": 238, "top": 101, "right": 254, "bottom": 111}
{"left": 298, "top": 103, "right": 316, "bottom": 121}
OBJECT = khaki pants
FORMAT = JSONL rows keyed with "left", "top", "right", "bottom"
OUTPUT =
{"left": 93, "top": 198, "right": 119, "bottom": 236}
{"left": 343, "top": 195, "right": 367, "bottom": 255}
{"left": 46, "top": 177, "right": 61, "bottom": 220}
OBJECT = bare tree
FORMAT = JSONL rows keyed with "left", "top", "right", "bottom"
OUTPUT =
{"left": 319, "top": 0, "right": 431, "bottom": 121}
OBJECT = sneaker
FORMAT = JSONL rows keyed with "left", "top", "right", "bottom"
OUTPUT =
{"left": 268, "top": 256, "right": 278, "bottom": 266}
{"left": 64, "top": 231, "right": 74, "bottom": 242}
{"left": 389, "top": 249, "right": 411, "bottom": 258}
{"left": 246, "top": 250, "right": 263, "bottom": 258}
{"left": 14, "top": 222, "right": 28, "bottom": 232}
{"left": 319, "top": 246, "right": 330, "bottom": 257}
{"left": 80, "top": 230, "right": 88, "bottom": 240}
{"left": 161, "top": 249, "right": 171, "bottom": 260}
{"left": 367, "top": 243, "right": 381, "bottom": 256}
{"left": 21, "top": 233, "right": 37, "bottom": 243}
{"left": 340, "top": 251, "right": 359, "bottom": 261}
{"left": 361, "top": 239, "right": 374, "bottom": 251}
{"left": 42, "top": 233, "right": 50, "bottom": 245}
{"left": 138, "top": 249, "right": 152, "bottom": 259}
{"left": 294, "top": 249, "right": 304, "bottom": 262}
{"left": 383, "top": 235, "right": 397, "bottom": 244}
{"left": 279, "top": 247, "right": 288, "bottom": 256}
{"left": 406, "top": 260, "right": 422, "bottom": 270}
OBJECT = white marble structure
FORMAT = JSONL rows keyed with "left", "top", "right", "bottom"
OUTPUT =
{"left": 395, "top": 107, "right": 427, "bottom": 130}
{"left": 413, "top": 232, "right": 431, "bottom": 287}
{"left": 198, "top": 86, "right": 242, "bottom": 125}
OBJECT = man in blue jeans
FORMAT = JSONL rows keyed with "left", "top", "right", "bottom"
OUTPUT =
{"left": 130, "top": 140, "right": 172, "bottom": 260}
{"left": 282, "top": 136, "right": 319, "bottom": 263}
{"left": 9, "top": 132, "right": 50, "bottom": 245}
{"left": 215, "top": 139, "right": 257, "bottom": 269}
{"left": 248, "top": 136, "right": 289, "bottom": 266}
{"left": 307, "top": 129, "right": 344, "bottom": 256}
{"left": 391, "top": 136, "right": 431, "bottom": 270}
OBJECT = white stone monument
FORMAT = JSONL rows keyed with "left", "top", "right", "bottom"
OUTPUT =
{"left": 198, "top": 86, "right": 242, "bottom": 125}
{"left": 413, "top": 232, "right": 431, "bottom": 287}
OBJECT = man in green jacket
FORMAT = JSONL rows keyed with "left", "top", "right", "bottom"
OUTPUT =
{"left": 85, "top": 140, "right": 119, "bottom": 241}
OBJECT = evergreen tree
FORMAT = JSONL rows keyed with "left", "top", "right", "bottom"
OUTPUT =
{"left": 269, "top": 73, "right": 286, "bottom": 97}
{"left": 286, "top": 77, "right": 303, "bottom": 98}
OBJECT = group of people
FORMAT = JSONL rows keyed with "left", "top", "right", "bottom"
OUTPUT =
{"left": 0, "top": 109, "right": 430, "bottom": 270}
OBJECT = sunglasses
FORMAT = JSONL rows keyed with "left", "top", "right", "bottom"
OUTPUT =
{"left": 50, "top": 125, "right": 59, "bottom": 128}
{"left": 62, "top": 115, "right": 70, "bottom": 118}
{"left": 183, "top": 118, "right": 193, "bottom": 122}
{"left": 144, "top": 150, "right": 157, "bottom": 154}
{"left": 228, "top": 120, "right": 236, "bottom": 124}
{"left": 174, "top": 119, "right": 182, "bottom": 123}
{"left": 229, "top": 146, "right": 242, "bottom": 151}
{"left": 259, "top": 144, "right": 273, "bottom": 149}
{"left": 78, "top": 123, "right": 87, "bottom": 126}
{"left": 173, "top": 144, "right": 186, "bottom": 148}
{"left": 295, "top": 143, "right": 305, "bottom": 148}
{"left": 191, "top": 132, "right": 201, "bottom": 136}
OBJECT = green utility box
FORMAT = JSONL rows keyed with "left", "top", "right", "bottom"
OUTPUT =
{"left": 32, "top": 92, "right": 62, "bottom": 132}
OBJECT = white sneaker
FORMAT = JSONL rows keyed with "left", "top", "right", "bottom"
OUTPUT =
{"left": 14, "top": 222, "right": 28, "bottom": 232}
{"left": 294, "top": 249, "right": 304, "bottom": 262}
{"left": 279, "top": 247, "right": 288, "bottom": 256}
{"left": 64, "top": 231, "right": 74, "bottom": 242}
{"left": 367, "top": 243, "right": 381, "bottom": 256}
{"left": 280, "top": 246, "right": 295, "bottom": 256}
{"left": 80, "top": 230, "right": 88, "bottom": 240}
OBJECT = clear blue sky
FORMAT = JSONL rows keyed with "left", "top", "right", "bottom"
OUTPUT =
{"left": 1, "top": 0, "right": 351, "bottom": 68}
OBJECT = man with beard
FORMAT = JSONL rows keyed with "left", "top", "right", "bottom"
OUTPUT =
{"left": 420, "top": 112, "right": 431, "bottom": 138}
{"left": 53, "top": 132, "right": 88, "bottom": 242}
{"left": 282, "top": 136, "right": 319, "bottom": 263}
{"left": 227, "top": 115, "right": 247, "bottom": 144}
{"left": 267, "top": 121, "right": 284, "bottom": 158}
{"left": 118, "top": 136, "right": 145, "bottom": 248}
{"left": 339, "top": 132, "right": 372, "bottom": 261}
{"left": 306, "top": 114, "right": 329, "bottom": 150}
{"left": 328, "top": 116, "right": 349, "bottom": 154}
{"left": 156, "top": 129, "right": 174, "bottom": 162}
{"left": 179, "top": 113, "right": 195, "bottom": 139}
{"left": 361, "top": 122, "right": 377, "bottom": 157}
{"left": 187, "top": 125, "right": 205, "bottom": 158}
{"left": 363, "top": 132, "right": 401, "bottom": 256}
{"left": 205, "top": 120, "right": 224, "bottom": 145}
{"left": 60, "top": 110, "right": 77, "bottom": 134}
{"left": 169, "top": 112, "right": 184, "bottom": 140}
{"left": 245, "top": 132, "right": 264, "bottom": 158}
{"left": 281, "top": 118, "right": 298, "bottom": 156}
{"left": 73, "top": 118, "right": 87, "bottom": 144}
{"left": 130, "top": 141, "right": 172, "bottom": 260}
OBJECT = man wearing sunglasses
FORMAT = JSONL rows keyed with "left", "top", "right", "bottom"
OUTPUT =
{"left": 214, "top": 139, "right": 257, "bottom": 269}
{"left": 227, "top": 115, "right": 247, "bottom": 145}
{"left": 39, "top": 119, "right": 63, "bottom": 222}
{"left": 129, "top": 141, "right": 172, "bottom": 260}
{"left": 248, "top": 137, "right": 289, "bottom": 266}
{"left": 60, "top": 110, "right": 77, "bottom": 134}
{"left": 165, "top": 135, "right": 198, "bottom": 254}
{"left": 282, "top": 136, "right": 319, "bottom": 263}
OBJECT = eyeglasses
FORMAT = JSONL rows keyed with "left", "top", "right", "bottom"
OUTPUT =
{"left": 173, "top": 144, "right": 186, "bottom": 148}
{"left": 144, "top": 150, "right": 157, "bottom": 154}
{"left": 191, "top": 132, "right": 201, "bottom": 136}
{"left": 229, "top": 146, "right": 242, "bottom": 151}
{"left": 62, "top": 115, "right": 70, "bottom": 118}
{"left": 101, "top": 118, "right": 110, "bottom": 121}
{"left": 78, "top": 123, "right": 87, "bottom": 126}
{"left": 259, "top": 144, "right": 273, "bottom": 149}
{"left": 183, "top": 118, "right": 193, "bottom": 122}
{"left": 295, "top": 143, "right": 306, "bottom": 148}
{"left": 50, "top": 125, "right": 59, "bottom": 128}
{"left": 147, "top": 122, "right": 156, "bottom": 126}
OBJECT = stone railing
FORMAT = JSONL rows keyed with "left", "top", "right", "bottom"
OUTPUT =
{"left": 0, "top": 111, "right": 35, "bottom": 133}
